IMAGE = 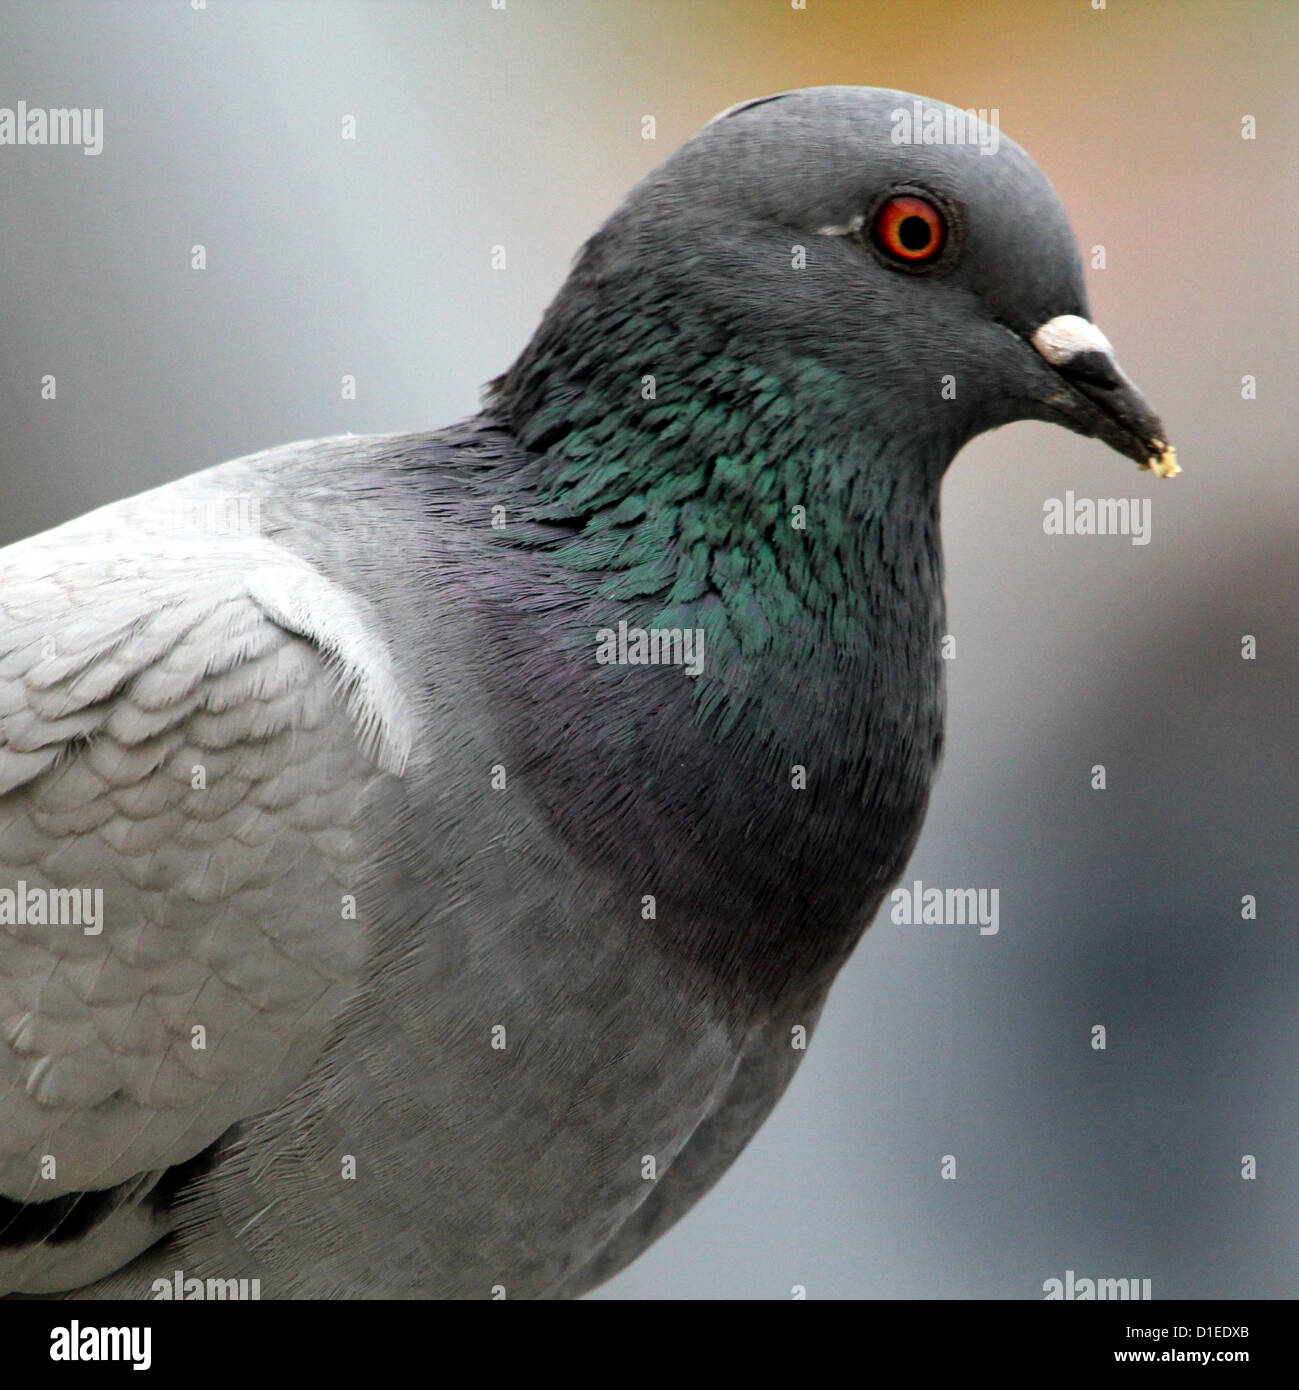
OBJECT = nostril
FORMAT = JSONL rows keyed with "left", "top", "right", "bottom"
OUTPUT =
{"left": 1058, "top": 349, "right": 1123, "bottom": 390}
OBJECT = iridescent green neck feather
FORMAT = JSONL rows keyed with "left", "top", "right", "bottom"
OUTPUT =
{"left": 490, "top": 274, "right": 948, "bottom": 729}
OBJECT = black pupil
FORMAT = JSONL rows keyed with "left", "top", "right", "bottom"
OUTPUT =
{"left": 899, "top": 214, "right": 932, "bottom": 251}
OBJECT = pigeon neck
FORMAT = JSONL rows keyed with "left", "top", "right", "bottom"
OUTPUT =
{"left": 481, "top": 316, "right": 951, "bottom": 1012}
{"left": 492, "top": 301, "right": 950, "bottom": 629}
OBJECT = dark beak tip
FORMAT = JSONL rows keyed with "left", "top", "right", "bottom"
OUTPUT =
{"left": 1055, "top": 363, "right": 1180, "bottom": 478}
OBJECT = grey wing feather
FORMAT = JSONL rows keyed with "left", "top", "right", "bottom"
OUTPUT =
{"left": 0, "top": 517, "right": 411, "bottom": 1292}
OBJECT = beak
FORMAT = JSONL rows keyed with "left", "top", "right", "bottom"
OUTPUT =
{"left": 1028, "top": 315, "right": 1180, "bottom": 477}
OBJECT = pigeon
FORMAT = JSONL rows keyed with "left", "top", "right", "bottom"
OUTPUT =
{"left": 0, "top": 86, "right": 1175, "bottom": 1299}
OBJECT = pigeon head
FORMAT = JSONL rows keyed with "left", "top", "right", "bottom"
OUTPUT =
{"left": 500, "top": 86, "right": 1176, "bottom": 487}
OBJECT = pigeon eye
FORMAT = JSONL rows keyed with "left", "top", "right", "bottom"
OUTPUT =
{"left": 873, "top": 194, "right": 946, "bottom": 265}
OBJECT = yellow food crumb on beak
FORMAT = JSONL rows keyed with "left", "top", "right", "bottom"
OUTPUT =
{"left": 1139, "top": 442, "right": 1181, "bottom": 478}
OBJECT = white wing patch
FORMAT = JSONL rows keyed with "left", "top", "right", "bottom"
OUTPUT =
{"left": 0, "top": 531, "right": 411, "bottom": 1206}
{"left": 246, "top": 564, "right": 411, "bottom": 777}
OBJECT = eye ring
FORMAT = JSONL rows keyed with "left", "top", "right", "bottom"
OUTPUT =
{"left": 876, "top": 195, "right": 944, "bottom": 261}
{"left": 859, "top": 187, "right": 959, "bottom": 273}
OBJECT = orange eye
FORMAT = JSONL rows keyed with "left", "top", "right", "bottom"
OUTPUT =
{"left": 874, "top": 194, "right": 946, "bottom": 264}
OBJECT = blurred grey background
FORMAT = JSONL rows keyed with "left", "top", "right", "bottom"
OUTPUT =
{"left": 1, "top": 0, "right": 1295, "bottom": 1298}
